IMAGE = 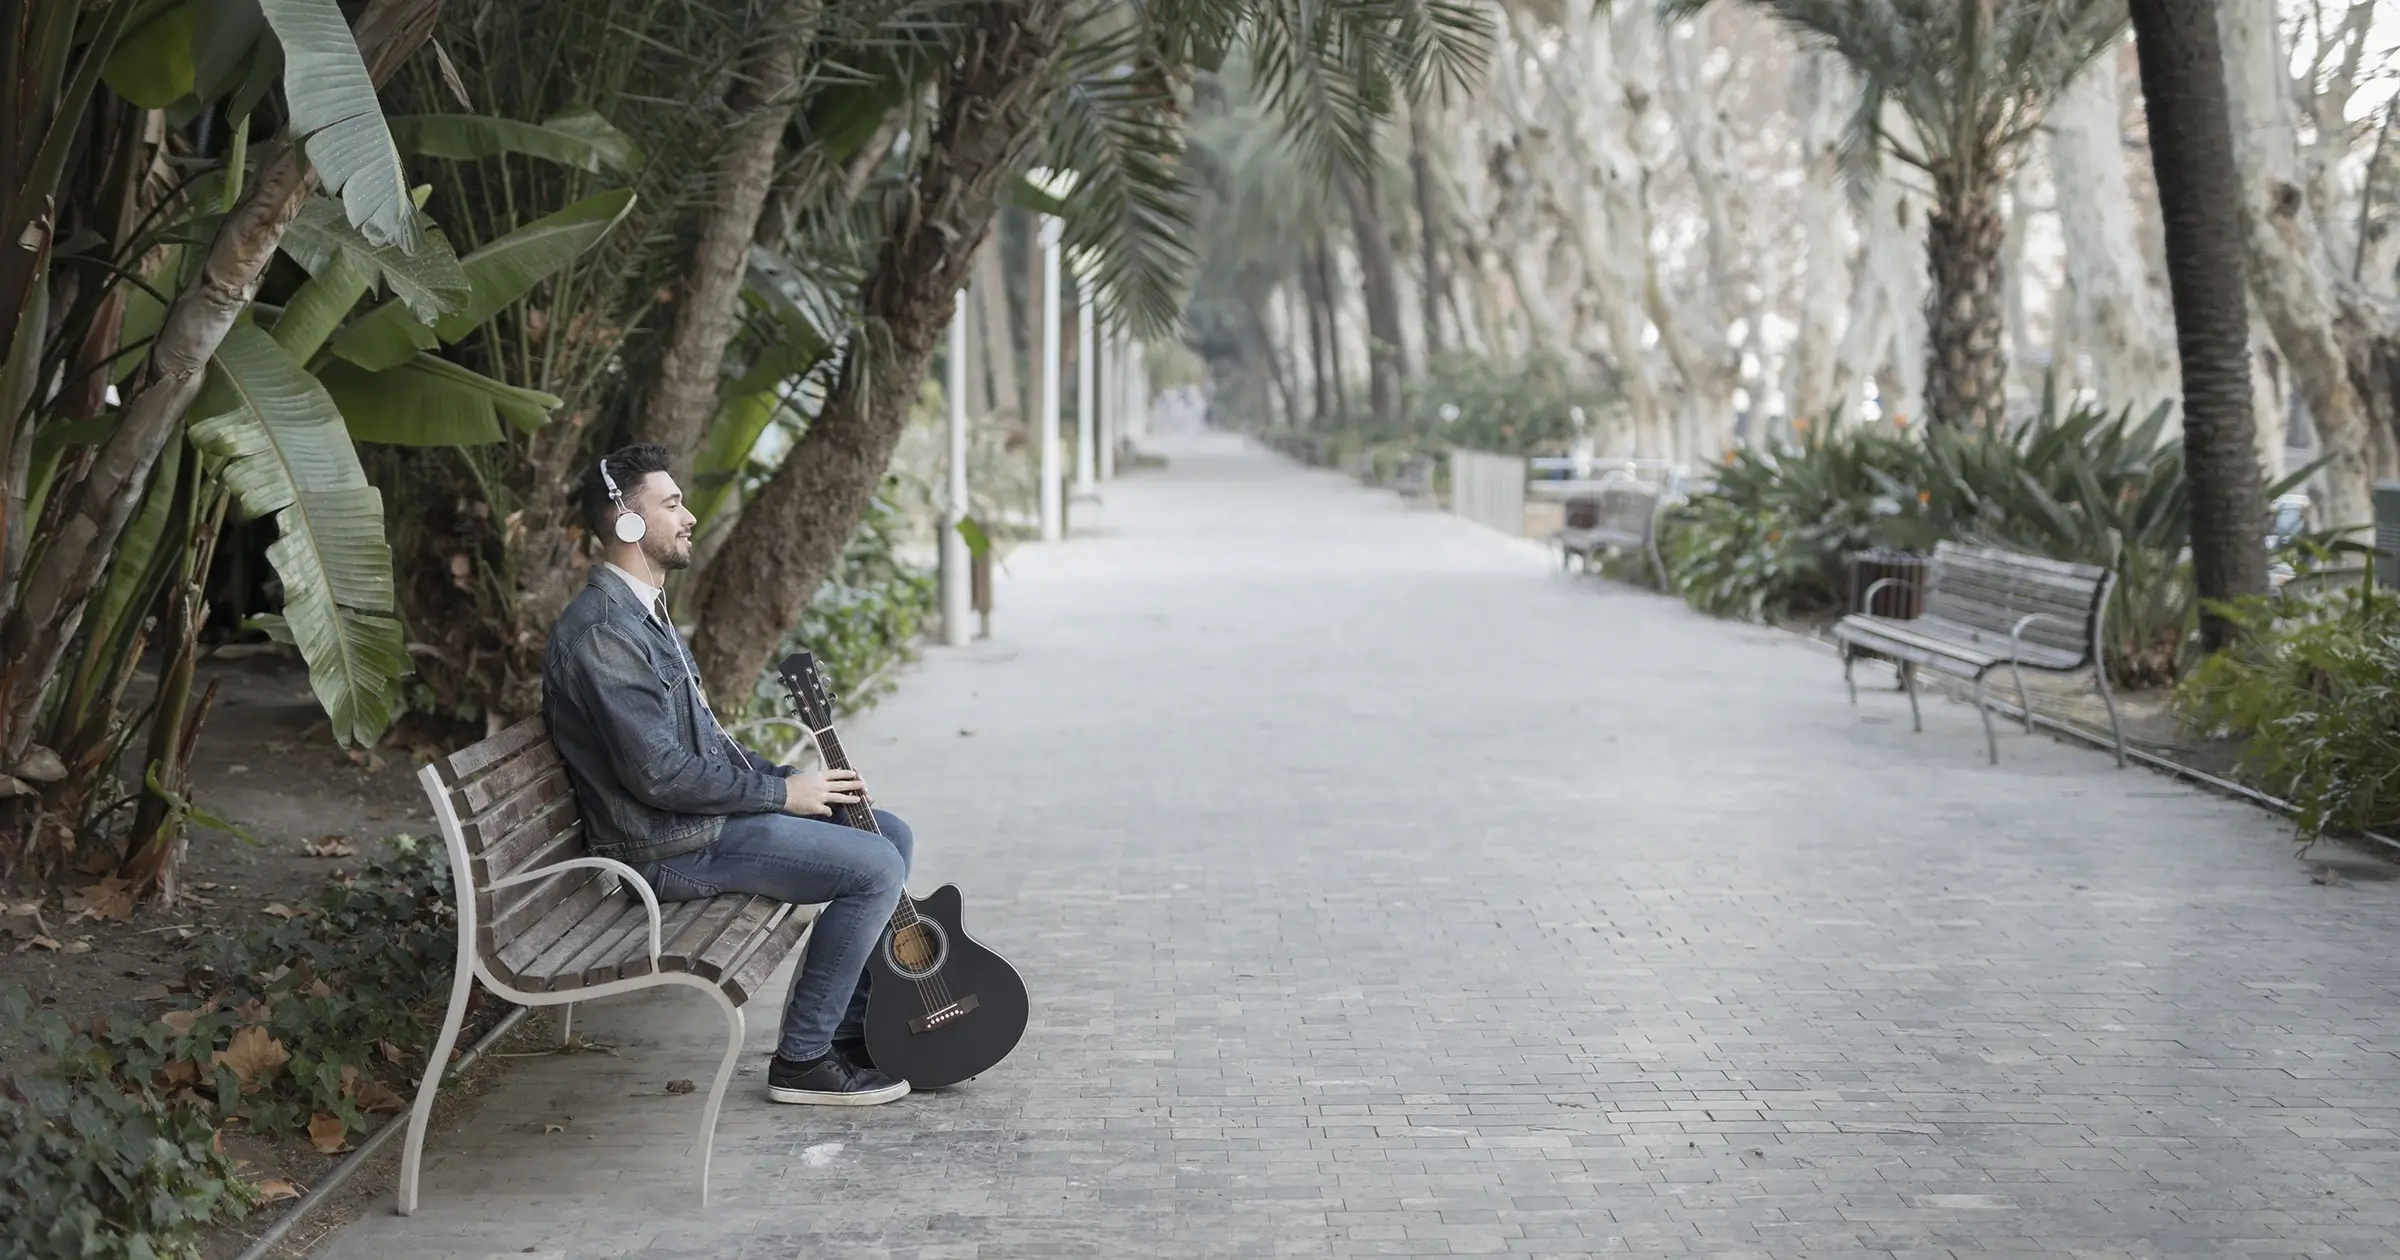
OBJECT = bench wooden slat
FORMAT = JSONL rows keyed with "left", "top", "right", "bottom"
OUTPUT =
{"left": 521, "top": 898, "right": 652, "bottom": 993}
{"left": 458, "top": 767, "right": 576, "bottom": 857}
{"left": 479, "top": 817, "right": 586, "bottom": 908}
{"left": 721, "top": 906, "right": 819, "bottom": 1004}
{"left": 491, "top": 875, "right": 614, "bottom": 980}
{"left": 435, "top": 717, "right": 551, "bottom": 785}
{"left": 687, "top": 900, "right": 789, "bottom": 982}
{"left": 454, "top": 741, "right": 565, "bottom": 819}
{"left": 658, "top": 895, "right": 762, "bottom": 973}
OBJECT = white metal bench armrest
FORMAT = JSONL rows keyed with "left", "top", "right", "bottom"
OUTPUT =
{"left": 485, "top": 856, "right": 663, "bottom": 964}
{"left": 2007, "top": 611, "right": 2075, "bottom": 661}
{"left": 1858, "top": 576, "right": 1920, "bottom": 611}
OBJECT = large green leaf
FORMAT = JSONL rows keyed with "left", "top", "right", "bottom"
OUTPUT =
{"left": 259, "top": 0, "right": 418, "bottom": 251}
{"left": 387, "top": 106, "right": 643, "bottom": 173}
{"left": 329, "top": 188, "right": 637, "bottom": 370}
{"left": 272, "top": 244, "right": 378, "bottom": 360}
{"left": 191, "top": 0, "right": 268, "bottom": 102}
{"left": 317, "top": 353, "right": 559, "bottom": 445}
{"left": 280, "top": 195, "right": 467, "bottom": 324}
{"left": 102, "top": 0, "right": 198, "bottom": 108}
{"left": 189, "top": 325, "right": 404, "bottom": 746}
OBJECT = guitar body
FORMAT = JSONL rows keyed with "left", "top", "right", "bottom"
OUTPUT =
{"left": 859, "top": 884, "right": 1029, "bottom": 1089}
{"left": 779, "top": 653, "right": 1029, "bottom": 1090}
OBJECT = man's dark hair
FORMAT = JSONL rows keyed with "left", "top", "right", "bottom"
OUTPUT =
{"left": 585, "top": 442, "right": 674, "bottom": 539}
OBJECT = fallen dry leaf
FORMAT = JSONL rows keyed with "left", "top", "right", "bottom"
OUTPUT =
{"left": 355, "top": 1077, "right": 405, "bottom": 1114}
{"left": 63, "top": 940, "right": 91, "bottom": 955}
{"left": 157, "top": 1059, "right": 202, "bottom": 1088}
{"left": 663, "top": 1079, "right": 696, "bottom": 1095}
{"left": 214, "top": 1026, "right": 291, "bottom": 1089}
{"left": 234, "top": 998, "right": 274, "bottom": 1025}
{"left": 66, "top": 877, "right": 135, "bottom": 923}
{"left": 308, "top": 978, "right": 332, "bottom": 999}
{"left": 161, "top": 1007, "right": 205, "bottom": 1036}
{"left": 260, "top": 904, "right": 297, "bottom": 920}
{"left": 76, "top": 849, "right": 117, "bottom": 877}
{"left": 252, "top": 1178, "right": 302, "bottom": 1204}
{"left": 542, "top": 1121, "right": 567, "bottom": 1135}
{"left": 135, "top": 983, "right": 173, "bottom": 1002}
{"left": 2313, "top": 866, "right": 2342, "bottom": 886}
{"left": 308, "top": 1112, "right": 348, "bottom": 1155}
{"left": 300, "top": 836, "right": 357, "bottom": 859}
{"left": 23, "top": 935, "right": 60, "bottom": 951}
{"left": 380, "top": 1040, "right": 405, "bottom": 1066}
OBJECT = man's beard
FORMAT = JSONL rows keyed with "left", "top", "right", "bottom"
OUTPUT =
{"left": 645, "top": 537, "right": 694, "bottom": 571}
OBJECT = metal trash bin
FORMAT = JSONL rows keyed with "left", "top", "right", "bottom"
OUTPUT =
{"left": 1845, "top": 549, "right": 1929, "bottom": 620}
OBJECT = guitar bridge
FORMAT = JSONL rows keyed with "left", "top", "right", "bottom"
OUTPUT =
{"left": 908, "top": 992, "right": 979, "bottom": 1034}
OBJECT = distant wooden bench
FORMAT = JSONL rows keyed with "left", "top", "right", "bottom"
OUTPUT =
{"left": 1833, "top": 540, "right": 2126, "bottom": 766}
{"left": 1392, "top": 456, "right": 1435, "bottom": 504}
{"left": 398, "top": 717, "right": 818, "bottom": 1213}
{"left": 1554, "top": 478, "right": 1666, "bottom": 587}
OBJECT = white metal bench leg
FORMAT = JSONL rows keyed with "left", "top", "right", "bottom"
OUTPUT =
{"left": 693, "top": 992, "right": 745, "bottom": 1205}
{"left": 1901, "top": 662, "right": 1922, "bottom": 732}
{"left": 1973, "top": 676, "right": 1999, "bottom": 765}
{"left": 2095, "top": 666, "right": 2128, "bottom": 768}
{"left": 1843, "top": 650, "right": 1857, "bottom": 704}
{"left": 2009, "top": 661, "right": 2035, "bottom": 734}
{"left": 397, "top": 961, "right": 475, "bottom": 1216}
{"left": 558, "top": 1002, "right": 575, "bottom": 1047}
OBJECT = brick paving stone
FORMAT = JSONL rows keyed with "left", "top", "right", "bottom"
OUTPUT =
{"left": 319, "top": 435, "right": 2400, "bottom": 1258}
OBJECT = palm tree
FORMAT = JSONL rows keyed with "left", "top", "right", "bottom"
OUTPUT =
{"left": 1680, "top": 0, "right": 2123, "bottom": 430}
{"left": 2123, "top": 0, "right": 2265, "bottom": 643}
{"left": 686, "top": 0, "right": 1488, "bottom": 702}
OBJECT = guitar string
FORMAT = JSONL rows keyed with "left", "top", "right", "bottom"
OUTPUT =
{"left": 820, "top": 723, "right": 952, "bottom": 1013}
{"left": 791, "top": 670, "right": 957, "bottom": 1016}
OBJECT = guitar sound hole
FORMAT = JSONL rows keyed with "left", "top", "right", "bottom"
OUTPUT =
{"left": 884, "top": 920, "right": 948, "bottom": 981}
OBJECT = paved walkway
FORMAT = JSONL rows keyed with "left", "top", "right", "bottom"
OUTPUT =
{"left": 329, "top": 435, "right": 2400, "bottom": 1259}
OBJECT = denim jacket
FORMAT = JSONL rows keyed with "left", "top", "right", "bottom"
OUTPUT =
{"left": 541, "top": 568, "right": 789, "bottom": 864}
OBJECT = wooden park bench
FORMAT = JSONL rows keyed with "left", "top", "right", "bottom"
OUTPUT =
{"left": 398, "top": 717, "right": 818, "bottom": 1213}
{"left": 1392, "top": 455, "right": 1435, "bottom": 505}
{"left": 1833, "top": 540, "right": 2126, "bottom": 767}
{"left": 1553, "top": 477, "right": 1667, "bottom": 587}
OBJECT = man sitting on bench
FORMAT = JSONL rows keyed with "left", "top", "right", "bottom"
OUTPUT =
{"left": 540, "top": 442, "right": 913, "bottom": 1107}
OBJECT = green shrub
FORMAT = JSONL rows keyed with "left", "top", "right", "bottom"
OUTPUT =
{"left": 2176, "top": 587, "right": 2400, "bottom": 846}
{"left": 745, "top": 477, "right": 935, "bottom": 720}
{"left": 1408, "top": 349, "right": 1619, "bottom": 458}
{"left": 2, "top": 989, "right": 254, "bottom": 1260}
{"left": 1, "top": 835, "right": 467, "bottom": 1259}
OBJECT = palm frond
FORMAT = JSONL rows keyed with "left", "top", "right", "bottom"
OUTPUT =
{"left": 1047, "top": 15, "right": 1199, "bottom": 335}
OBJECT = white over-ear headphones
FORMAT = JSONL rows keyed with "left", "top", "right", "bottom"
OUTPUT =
{"left": 598, "top": 456, "right": 646, "bottom": 543}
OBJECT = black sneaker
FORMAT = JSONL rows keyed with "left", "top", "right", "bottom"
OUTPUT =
{"left": 832, "top": 1037, "right": 876, "bottom": 1072}
{"left": 766, "top": 1052, "right": 908, "bottom": 1106}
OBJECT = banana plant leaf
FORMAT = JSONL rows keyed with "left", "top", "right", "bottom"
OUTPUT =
{"left": 280, "top": 195, "right": 466, "bottom": 324}
{"left": 189, "top": 324, "right": 406, "bottom": 746}
{"left": 328, "top": 187, "right": 637, "bottom": 370}
{"left": 101, "top": 0, "right": 198, "bottom": 108}
{"left": 317, "top": 352, "right": 559, "bottom": 445}
{"left": 387, "top": 106, "right": 643, "bottom": 173}
{"left": 259, "top": 0, "right": 418, "bottom": 251}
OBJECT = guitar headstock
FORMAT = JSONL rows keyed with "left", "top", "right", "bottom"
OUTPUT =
{"left": 778, "top": 653, "right": 834, "bottom": 728}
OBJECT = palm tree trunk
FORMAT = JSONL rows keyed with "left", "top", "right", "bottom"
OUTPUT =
{"left": 690, "top": 0, "right": 1069, "bottom": 709}
{"left": 635, "top": 0, "right": 816, "bottom": 458}
{"left": 1310, "top": 234, "right": 1350, "bottom": 425}
{"left": 0, "top": 0, "right": 441, "bottom": 770}
{"left": 1408, "top": 106, "right": 1447, "bottom": 362}
{"left": 1340, "top": 163, "right": 1407, "bottom": 429}
{"left": 1922, "top": 172, "right": 2009, "bottom": 430}
{"left": 2130, "top": 0, "right": 2267, "bottom": 642}
{"left": 1298, "top": 258, "right": 1331, "bottom": 425}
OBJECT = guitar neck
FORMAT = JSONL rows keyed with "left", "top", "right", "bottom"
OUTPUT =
{"left": 813, "top": 729, "right": 882, "bottom": 837}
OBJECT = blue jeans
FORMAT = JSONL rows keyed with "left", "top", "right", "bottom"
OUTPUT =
{"left": 632, "top": 808, "right": 913, "bottom": 1060}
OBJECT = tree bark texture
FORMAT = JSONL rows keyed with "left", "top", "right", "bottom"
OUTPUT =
{"left": 2128, "top": 0, "right": 2267, "bottom": 640}
{"left": 1922, "top": 175, "right": 2009, "bottom": 430}
{"left": 0, "top": 0, "right": 442, "bottom": 770}
{"left": 1408, "top": 105, "right": 1447, "bottom": 362}
{"left": 2049, "top": 52, "right": 2183, "bottom": 427}
{"left": 635, "top": 0, "right": 817, "bottom": 460}
{"left": 1309, "top": 234, "right": 1350, "bottom": 424}
{"left": 1339, "top": 162, "right": 1406, "bottom": 429}
{"left": 690, "top": 0, "right": 1068, "bottom": 709}
{"left": 2218, "top": 0, "right": 2382, "bottom": 529}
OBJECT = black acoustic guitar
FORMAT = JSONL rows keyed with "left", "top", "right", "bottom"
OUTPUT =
{"left": 778, "top": 653, "right": 1028, "bottom": 1089}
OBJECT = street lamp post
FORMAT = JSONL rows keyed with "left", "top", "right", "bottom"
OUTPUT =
{"left": 1038, "top": 216, "right": 1063, "bottom": 542}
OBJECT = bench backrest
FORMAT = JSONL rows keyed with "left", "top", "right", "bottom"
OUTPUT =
{"left": 1924, "top": 541, "right": 2109, "bottom": 659}
{"left": 423, "top": 716, "right": 614, "bottom": 960}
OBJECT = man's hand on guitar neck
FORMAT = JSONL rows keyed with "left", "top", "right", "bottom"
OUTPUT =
{"left": 782, "top": 767, "right": 865, "bottom": 818}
